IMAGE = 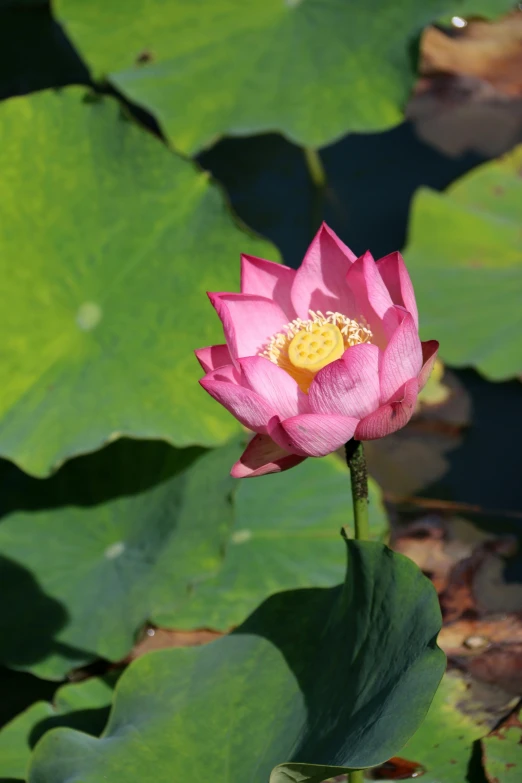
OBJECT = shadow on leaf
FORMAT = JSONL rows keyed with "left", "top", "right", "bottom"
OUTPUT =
{"left": 0, "top": 556, "right": 86, "bottom": 670}
{"left": 28, "top": 706, "right": 111, "bottom": 749}
{"left": 0, "top": 439, "right": 205, "bottom": 516}
{"left": 235, "top": 539, "right": 444, "bottom": 769}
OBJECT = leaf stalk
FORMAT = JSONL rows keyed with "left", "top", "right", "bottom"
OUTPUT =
{"left": 345, "top": 439, "right": 369, "bottom": 541}
{"left": 345, "top": 439, "right": 369, "bottom": 783}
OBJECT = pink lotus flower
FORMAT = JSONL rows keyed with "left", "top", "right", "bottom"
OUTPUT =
{"left": 196, "top": 224, "right": 438, "bottom": 478}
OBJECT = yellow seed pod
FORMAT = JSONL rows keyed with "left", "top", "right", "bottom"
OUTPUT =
{"left": 288, "top": 323, "right": 344, "bottom": 373}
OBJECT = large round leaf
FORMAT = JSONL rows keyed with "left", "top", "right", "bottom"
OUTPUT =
{"left": 0, "top": 675, "right": 116, "bottom": 781}
{"left": 405, "top": 145, "right": 522, "bottom": 380}
{"left": 28, "top": 539, "right": 445, "bottom": 782}
{"left": 156, "top": 454, "right": 388, "bottom": 630}
{"left": 0, "top": 87, "right": 276, "bottom": 477}
{"left": 54, "top": 0, "right": 513, "bottom": 156}
{"left": 0, "top": 439, "right": 236, "bottom": 680}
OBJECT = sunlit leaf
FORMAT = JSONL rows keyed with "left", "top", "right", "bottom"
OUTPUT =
{"left": 0, "top": 87, "right": 276, "bottom": 476}
{"left": 405, "top": 145, "right": 522, "bottom": 380}
{"left": 54, "top": 0, "right": 513, "bottom": 156}
{"left": 481, "top": 710, "right": 522, "bottom": 783}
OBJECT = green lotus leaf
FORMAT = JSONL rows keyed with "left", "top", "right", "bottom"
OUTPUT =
{"left": 482, "top": 709, "right": 522, "bottom": 783}
{"left": 54, "top": 0, "right": 513, "bottom": 156}
{"left": 272, "top": 670, "right": 504, "bottom": 783}
{"left": 0, "top": 87, "right": 276, "bottom": 476}
{"left": 28, "top": 539, "right": 445, "bottom": 782}
{"left": 0, "top": 439, "right": 236, "bottom": 680}
{"left": 158, "top": 454, "right": 388, "bottom": 630}
{"left": 0, "top": 675, "right": 116, "bottom": 781}
{"left": 405, "top": 145, "right": 522, "bottom": 380}
{"left": 377, "top": 671, "right": 497, "bottom": 783}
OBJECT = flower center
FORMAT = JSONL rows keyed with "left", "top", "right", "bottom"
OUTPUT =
{"left": 260, "top": 310, "right": 372, "bottom": 393}
{"left": 288, "top": 322, "right": 344, "bottom": 372}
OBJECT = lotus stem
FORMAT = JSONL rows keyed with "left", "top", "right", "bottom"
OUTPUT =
{"left": 345, "top": 440, "right": 369, "bottom": 542}
{"left": 303, "top": 146, "right": 327, "bottom": 237}
{"left": 345, "top": 439, "right": 369, "bottom": 783}
{"left": 303, "top": 146, "right": 326, "bottom": 191}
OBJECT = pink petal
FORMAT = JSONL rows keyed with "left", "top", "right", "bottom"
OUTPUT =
{"left": 241, "top": 254, "right": 296, "bottom": 320}
{"left": 208, "top": 292, "right": 287, "bottom": 362}
{"left": 204, "top": 364, "right": 241, "bottom": 384}
{"left": 309, "top": 343, "right": 381, "bottom": 419}
{"left": 376, "top": 251, "right": 419, "bottom": 329}
{"left": 270, "top": 413, "right": 358, "bottom": 458}
{"left": 344, "top": 252, "right": 401, "bottom": 349}
{"left": 290, "top": 223, "right": 357, "bottom": 319}
{"left": 239, "top": 355, "right": 309, "bottom": 419}
{"left": 231, "top": 433, "right": 306, "bottom": 478}
{"left": 380, "top": 312, "right": 422, "bottom": 403}
{"left": 418, "top": 340, "right": 439, "bottom": 391}
{"left": 195, "top": 344, "right": 232, "bottom": 373}
{"left": 200, "top": 370, "right": 276, "bottom": 433}
{"left": 355, "top": 378, "right": 419, "bottom": 440}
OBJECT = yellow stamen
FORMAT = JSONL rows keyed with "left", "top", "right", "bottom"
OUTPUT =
{"left": 260, "top": 310, "right": 372, "bottom": 393}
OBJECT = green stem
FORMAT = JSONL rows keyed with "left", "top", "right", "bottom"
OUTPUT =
{"left": 344, "top": 440, "right": 369, "bottom": 541}
{"left": 346, "top": 441, "right": 369, "bottom": 783}
{"left": 346, "top": 440, "right": 368, "bottom": 783}
{"left": 303, "top": 146, "right": 327, "bottom": 238}
{"left": 303, "top": 146, "right": 326, "bottom": 190}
